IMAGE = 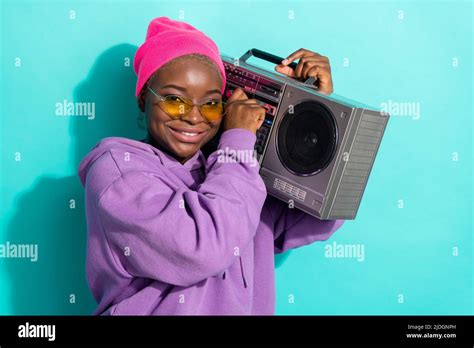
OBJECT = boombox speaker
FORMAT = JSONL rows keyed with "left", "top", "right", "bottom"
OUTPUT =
{"left": 203, "top": 48, "right": 390, "bottom": 220}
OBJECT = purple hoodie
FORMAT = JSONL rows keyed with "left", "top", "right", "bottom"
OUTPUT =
{"left": 78, "top": 128, "right": 344, "bottom": 315}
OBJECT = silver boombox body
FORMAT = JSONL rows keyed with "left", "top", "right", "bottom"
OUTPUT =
{"left": 207, "top": 49, "right": 390, "bottom": 220}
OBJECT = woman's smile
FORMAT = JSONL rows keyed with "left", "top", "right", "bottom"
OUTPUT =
{"left": 167, "top": 124, "right": 209, "bottom": 144}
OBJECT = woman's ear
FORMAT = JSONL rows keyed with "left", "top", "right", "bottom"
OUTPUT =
{"left": 138, "top": 88, "right": 146, "bottom": 113}
{"left": 136, "top": 86, "right": 148, "bottom": 130}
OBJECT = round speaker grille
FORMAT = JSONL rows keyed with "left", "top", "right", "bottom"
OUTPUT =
{"left": 277, "top": 100, "right": 337, "bottom": 176}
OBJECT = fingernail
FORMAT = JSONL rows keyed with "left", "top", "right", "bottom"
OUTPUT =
{"left": 282, "top": 59, "right": 289, "bottom": 65}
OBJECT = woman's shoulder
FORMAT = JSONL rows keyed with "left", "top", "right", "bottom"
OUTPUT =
{"left": 78, "top": 136, "right": 167, "bottom": 195}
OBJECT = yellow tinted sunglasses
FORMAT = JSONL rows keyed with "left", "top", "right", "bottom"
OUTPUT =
{"left": 148, "top": 86, "right": 227, "bottom": 123}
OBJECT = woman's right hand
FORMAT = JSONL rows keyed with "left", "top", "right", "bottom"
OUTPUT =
{"left": 222, "top": 87, "right": 266, "bottom": 134}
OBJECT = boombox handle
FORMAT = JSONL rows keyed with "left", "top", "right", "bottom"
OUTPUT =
{"left": 239, "top": 48, "right": 317, "bottom": 86}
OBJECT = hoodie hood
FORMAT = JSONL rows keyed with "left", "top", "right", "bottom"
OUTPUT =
{"left": 77, "top": 137, "right": 205, "bottom": 187}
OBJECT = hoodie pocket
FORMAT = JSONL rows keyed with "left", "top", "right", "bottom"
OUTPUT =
{"left": 239, "top": 256, "right": 248, "bottom": 288}
{"left": 213, "top": 269, "right": 226, "bottom": 279}
{"left": 217, "top": 257, "right": 247, "bottom": 287}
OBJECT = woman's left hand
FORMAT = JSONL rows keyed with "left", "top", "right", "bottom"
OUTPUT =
{"left": 275, "top": 48, "right": 333, "bottom": 95}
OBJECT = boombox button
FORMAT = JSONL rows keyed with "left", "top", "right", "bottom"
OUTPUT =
{"left": 244, "top": 86, "right": 255, "bottom": 93}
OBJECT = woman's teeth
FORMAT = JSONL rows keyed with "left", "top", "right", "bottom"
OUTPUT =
{"left": 177, "top": 131, "right": 198, "bottom": 136}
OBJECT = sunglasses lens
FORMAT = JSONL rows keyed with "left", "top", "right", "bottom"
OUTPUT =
{"left": 160, "top": 97, "right": 191, "bottom": 118}
{"left": 158, "top": 94, "right": 224, "bottom": 122}
{"left": 201, "top": 102, "right": 224, "bottom": 122}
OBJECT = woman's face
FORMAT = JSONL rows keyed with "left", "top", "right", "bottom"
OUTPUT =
{"left": 143, "top": 57, "right": 223, "bottom": 163}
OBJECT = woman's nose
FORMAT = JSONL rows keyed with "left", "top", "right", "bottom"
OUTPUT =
{"left": 181, "top": 104, "right": 206, "bottom": 124}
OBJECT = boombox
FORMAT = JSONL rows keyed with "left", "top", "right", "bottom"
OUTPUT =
{"left": 203, "top": 49, "right": 389, "bottom": 220}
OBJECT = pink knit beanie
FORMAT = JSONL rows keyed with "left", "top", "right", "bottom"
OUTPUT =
{"left": 133, "top": 16, "right": 227, "bottom": 98}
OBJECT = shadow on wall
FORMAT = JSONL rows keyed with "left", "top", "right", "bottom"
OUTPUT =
{"left": 4, "top": 44, "right": 144, "bottom": 314}
{"left": 275, "top": 251, "right": 292, "bottom": 268}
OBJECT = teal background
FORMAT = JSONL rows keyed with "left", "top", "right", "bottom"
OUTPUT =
{"left": 0, "top": 0, "right": 472, "bottom": 315}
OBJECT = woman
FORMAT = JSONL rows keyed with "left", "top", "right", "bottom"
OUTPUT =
{"left": 78, "top": 16, "right": 343, "bottom": 315}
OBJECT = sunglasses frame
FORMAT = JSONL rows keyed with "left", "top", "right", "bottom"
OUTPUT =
{"left": 147, "top": 85, "right": 227, "bottom": 123}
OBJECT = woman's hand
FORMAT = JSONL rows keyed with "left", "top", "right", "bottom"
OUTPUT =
{"left": 222, "top": 87, "right": 266, "bottom": 134}
{"left": 275, "top": 48, "right": 333, "bottom": 95}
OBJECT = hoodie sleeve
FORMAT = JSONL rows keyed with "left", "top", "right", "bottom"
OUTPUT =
{"left": 265, "top": 195, "right": 344, "bottom": 254}
{"left": 96, "top": 129, "right": 267, "bottom": 287}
